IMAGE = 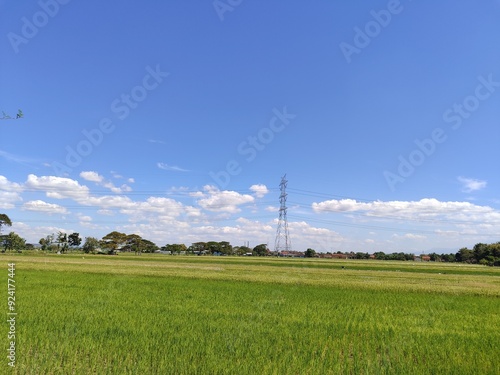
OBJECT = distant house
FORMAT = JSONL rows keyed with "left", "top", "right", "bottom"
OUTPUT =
{"left": 414, "top": 255, "right": 431, "bottom": 262}
{"left": 279, "top": 251, "right": 304, "bottom": 258}
{"left": 330, "top": 253, "right": 348, "bottom": 259}
{"left": 319, "top": 253, "right": 349, "bottom": 259}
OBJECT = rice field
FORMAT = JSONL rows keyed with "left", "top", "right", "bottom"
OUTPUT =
{"left": 2, "top": 253, "right": 499, "bottom": 374}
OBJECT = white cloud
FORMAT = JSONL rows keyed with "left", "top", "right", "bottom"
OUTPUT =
{"left": 458, "top": 177, "right": 487, "bottom": 193}
{"left": 97, "top": 209, "right": 114, "bottom": 216}
{"left": 287, "top": 221, "right": 343, "bottom": 251}
{"left": 78, "top": 215, "right": 92, "bottom": 222}
{"left": 103, "top": 182, "right": 132, "bottom": 194}
{"left": 121, "top": 197, "right": 185, "bottom": 218}
{"left": 0, "top": 192, "right": 22, "bottom": 209}
{"left": 184, "top": 206, "right": 202, "bottom": 218}
{"left": 10, "top": 172, "right": 499, "bottom": 253}
{"left": 250, "top": 184, "right": 269, "bottom": 198}
{"left": 148, "top": 139, "right": 167, "bottom": 145}
{"left": 25, "top": 174, "right": 90, "bottom": 200}
{"left": 80, "top": 171, "right": 104, "bottom": 183}
{"left": 122, "top": 184, "right": 132, "bottom": 192}
{"left": 83, "top": 195, "right": 134, "bottom": 209}
{"left": 189, "top": 191, "right": 205, "bottom": 198}
{"left": 10, "top": 222, "right": 78, "bottom": 244}
{"left": 196, "top": 185, "right": 254, "bottom": 213}
{"left": 0, "top": 176, "right": 23, "bottom": 209}
{"left": 392, "top": 233, "right": 427, "bottom": 240}
{"left": 168, "top": 186, "right": 194, "bottom": 198}
{"left": 312, "top": 198, "right": 500, "bottom": 223}
{"left": 22, "top": 200, "right": 68, "bottom": 214}
{"left": 0, "top": 176, "right": 23, "bottom": 192}
{"left": 23, "top": 175, "right": 137, "bottom": 213}
{"left": 157, "top": 162, "right": 189, "bottom": 172}
{"left": 80, "top": 171, "right": 132, "bottom": 194}
{"left": 0, "top": 149, "right": 42, "bottom": 166}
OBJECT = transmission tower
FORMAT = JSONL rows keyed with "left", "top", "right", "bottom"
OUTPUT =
{"left": 274, "top": 174, "right": 291, "bottom": 253}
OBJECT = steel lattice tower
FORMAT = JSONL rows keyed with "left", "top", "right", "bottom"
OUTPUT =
{"left": 274, "top": 174, "right": 291, "bottom": 253}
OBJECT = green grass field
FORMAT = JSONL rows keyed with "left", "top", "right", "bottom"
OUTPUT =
{"left": 2, "top": 253, "right": 499, "bottom": 374}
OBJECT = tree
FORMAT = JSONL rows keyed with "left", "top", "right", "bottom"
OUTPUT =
{"left": 207, "top": 241, "right": 221, "bottom": 254}
{"left": 404, "top": 253, "right": 414, "bottom": 261}
{"left": 442, "top": 253, "right": 456, "bottom": 262}
{"left": 387, "top": 252, "right": 406, "bottom": 261}
{"left": 68, "top": 232, "right": 82, "bottom": 249}
{"left": 39, "top": 234, "right": 54, "bottom": 251}
{"left": 253, "top": 244, "right": 269, "bottom": 256}
{"left": 489, "top": 243, "right": 500, "bottom": 266}
{"left": 163, "top": 244, "right": 187, "bottom": 254}
{"left": 141, "top": 239, "right": 159, "bottom": 253}
{"left": 0, "top": 214, "right": 12, "bottom": 235}
{"left": 100, "top": 231, "right": 127, "bottom": 255}
{"left": 304, "top": 248, "right": 317, "bottom": 258}
{"left": 429, "top": 252, "right": 441, "bottom": 262}
{"left": 189, "top": 242, "right": 207, "bottom": 254}
{"left": 354, "top": 252, "right": 370, "bottom": 259}
{"left": 456, "top": 247, "right": 473, "bottom": 263}
{"left": 476, "top": 243, "right": 500, "bottom": 266}
{"left": 472, "top": 243, "right": 488, "bottom": 263}
{"left": 3, "top": 232, "right": 25, "bottom": 252}
{"left": 57, "top": 231, "right": 69, "bottom": 253}
{"left": 219, "top": 241, "right": 233, "bottom": 255}
{"left": 82, "top": 237, "right": 100, "bottom": 254}
{"left": 234, "top": 246, "right": 251, "bottom": 256}
{"left": 124, "top": 234, "right": 143, "bottom": 254}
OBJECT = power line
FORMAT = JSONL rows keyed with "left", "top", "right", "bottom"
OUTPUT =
{"left": 4, "top": 181, "right": 500, "bottom": 236}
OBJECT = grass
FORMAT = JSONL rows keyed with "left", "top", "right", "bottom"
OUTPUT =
{"left": 2, "top": 253, "right": 499, "bottom": 374}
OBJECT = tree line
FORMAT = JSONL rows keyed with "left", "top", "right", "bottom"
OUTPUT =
{"left": 308, "top": 244, "right": 500, "bottom": 266}
{"left": 0, "top": 213, "right": 499, "bottom": 265}
{"left": 446, "top": 244, "right": 500, "bottom": 266}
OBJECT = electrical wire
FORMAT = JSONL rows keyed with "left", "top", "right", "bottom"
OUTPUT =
{"left": 3, "top": 183, "right": 499, "bottom": 236}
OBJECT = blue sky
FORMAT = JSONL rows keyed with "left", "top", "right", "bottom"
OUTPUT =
{"left": 1, "top": 0, "right": 499, "bottom": 253}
